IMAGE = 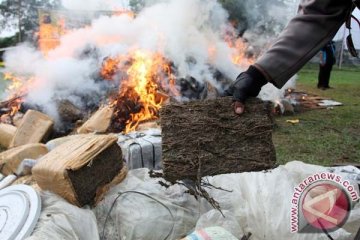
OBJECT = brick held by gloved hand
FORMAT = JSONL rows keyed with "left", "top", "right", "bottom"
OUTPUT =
{"left": 160, "top": 97, "right": 276, "bottom": 183}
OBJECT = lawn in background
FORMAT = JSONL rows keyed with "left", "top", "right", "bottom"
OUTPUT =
{"left": 273, "top": 63, "right": 360, "bottom": 166}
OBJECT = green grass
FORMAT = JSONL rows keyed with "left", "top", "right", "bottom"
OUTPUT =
{"left": 273, "top": 63, "right": 360, "bottom": 166}
{"left": 0, "top": 69, "right": 5, "bottom": 93}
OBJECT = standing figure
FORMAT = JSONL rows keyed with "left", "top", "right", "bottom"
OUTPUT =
{"left": 318, "top": 41, "right": 336, "bottom": 90}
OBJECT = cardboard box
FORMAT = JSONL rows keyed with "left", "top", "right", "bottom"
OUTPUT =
{"left": 77, "top": 106, "right": 114, "bottom": 134}
{"left": 33, "top": 135, "right": 124, "bottom": 206}
{"left": 0, "top": 124, "right": 17, "bottom": 148}
{"left": 10, "top": 110, "right": 54, "bottom": 148}
{"left": 0, "top": 143, "right": 48, "bottom": 175}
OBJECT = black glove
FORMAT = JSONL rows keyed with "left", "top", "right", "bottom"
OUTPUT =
{"left": 225, "top": 65, "right": 268, "bottom": 114}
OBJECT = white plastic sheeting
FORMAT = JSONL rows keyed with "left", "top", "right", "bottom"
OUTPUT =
{"left": 194, "top": 210, "right": 244, "bottom": 238}
{"left": 25, "top": 161, "right": 360, "bottom": 240}
{"left": 203, "top": 161, "right": 360, "bottom": 240}
{"left": 95, "top": 161, "right": 360, "bottom": 240}
{"left": 27, "top": 192, "right": 99, "bottom": 240}
{"left": 94, "top": 169, "right": 210, "bottom": 240}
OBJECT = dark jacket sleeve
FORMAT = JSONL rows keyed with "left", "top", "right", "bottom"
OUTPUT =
{"left": 254, "top": 0, "right": 353, "bottom": 88}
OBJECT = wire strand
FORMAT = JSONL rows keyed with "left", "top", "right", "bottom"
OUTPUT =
{"left": 101, "top": 190, "right": 175, "bottom": 240}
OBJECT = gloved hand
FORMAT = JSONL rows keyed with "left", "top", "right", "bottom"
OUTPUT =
{"left": 225, "top": 66, "right": 267, "bottom": 114}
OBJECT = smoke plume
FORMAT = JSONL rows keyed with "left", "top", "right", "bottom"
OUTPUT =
{"left": 3, "top": 0, "right": 299, "bottom": 127}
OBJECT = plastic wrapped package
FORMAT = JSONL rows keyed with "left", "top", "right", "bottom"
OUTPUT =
{"left": 94, "top": 168, "right": 211, "bottom": 240}
{"left": 27, "top": 192, "right": 99, "bottom": 240}
{"left": 117, "top": 129, "right": 162, "bottom": 170}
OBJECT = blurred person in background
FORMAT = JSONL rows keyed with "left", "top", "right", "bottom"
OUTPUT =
{"left": 317, "top": 40, "right": 336, "bottom": 90}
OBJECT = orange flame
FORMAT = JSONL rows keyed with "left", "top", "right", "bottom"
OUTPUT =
{"left": 230, "top": 38, "right": 255, "bottom": 67}
{"left": 120, "top": 51, "right": 171, "bottom": 133}
{"left": 38, "top": 13, "right": 66, "bottom": 55}
{"left": 1, "top": 73, "right": 34, "bottom": 120}
{"left": 223, "top": 29, "right": 255, "bottom": 68}
{"left": 104, "top": 50, "right": 178, "bottom": 133}
{"left": 113, "top": 9, "right": 135, "bottom": 18}
{"left": 3, "top": 73, "right": 34, "bottom": 97}
{"left": 101, "top": 57, "right": 121, "bottom": 80}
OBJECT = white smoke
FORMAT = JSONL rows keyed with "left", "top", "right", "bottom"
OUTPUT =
{"left": 3, "top": 0, "right": 300, "bottom": 127}
{"left": 4, "top": 0, "right": 241, "bottom": 126}
{"left": 61, "top": 0, "right": 128, "bottom": 11}
{"left": 259, "top": 75, "right": 297, "bottom": 102}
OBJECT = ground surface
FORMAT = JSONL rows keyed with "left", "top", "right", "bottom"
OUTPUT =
{"left": 273, "top": 63, "right": 360, "bottom": 166}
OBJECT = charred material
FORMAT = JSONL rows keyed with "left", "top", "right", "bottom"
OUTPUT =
{"left": 57, "top": 100, "right": 84, "bottom": 123}
{"left": 109, "top": 94, "right": 142, "bottom": 133}
{"left": 161, "top": 97, "right": 276, "bottom": 183}
{"left": 0, "top": 96, "right": 24, "bottom": 124}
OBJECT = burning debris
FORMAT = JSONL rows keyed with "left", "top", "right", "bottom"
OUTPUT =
{"left": 273, "top": 88, "right": 344, "bottom": 115}
{"left": 0, "top": 0, "right": 259, "bottom": 135}
{"left": 105, "top": 50, "right": 177, "bottom": 133}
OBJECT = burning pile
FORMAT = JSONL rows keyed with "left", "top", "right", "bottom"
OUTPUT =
{"left": 0, "top": 0, "right": 308, "bottom": 136}
{"left": 104, "top": 50, "right": 177, "bottom": 133}
{"left": 0, "top": 3, "right": 295, "bottom": 238}
{"left": 0, "top": 0, "right": 258, "bottom": 135}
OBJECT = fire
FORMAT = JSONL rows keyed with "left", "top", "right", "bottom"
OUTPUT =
{"left": 230, "top": 38, "right": 255, "bottom": 67}
{"left": 113, "top": 9, "right": 135, "bottom": 18}
{"left": 0, "top": 73, "right": 34, "bottom": 122}
{"left": 4, "top": 73, "right": 24, "bottom": 93}
{"left": 108, "top": 50, "right": 177, "bottom": 133}
{"left": 122, "top": 51, "right": 163, "bottom": 133}
{"left": 38, "top": 12, "right": 66, "bottom": 55}
{"left": 3, "top": 73, "right": 33, "bottom": 98}
{"left": 101, "top": 57, "right": 121, "bottom": 80}
{"left": 223, "top": 28, "right": 255, "bottom": 67}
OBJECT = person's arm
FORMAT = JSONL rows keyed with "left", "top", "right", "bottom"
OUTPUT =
{"left": 227, "top": 0, "right": 353, "bottom": 114}
{"left": 254, "top": 0, "right": 352, "bottom": 88}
